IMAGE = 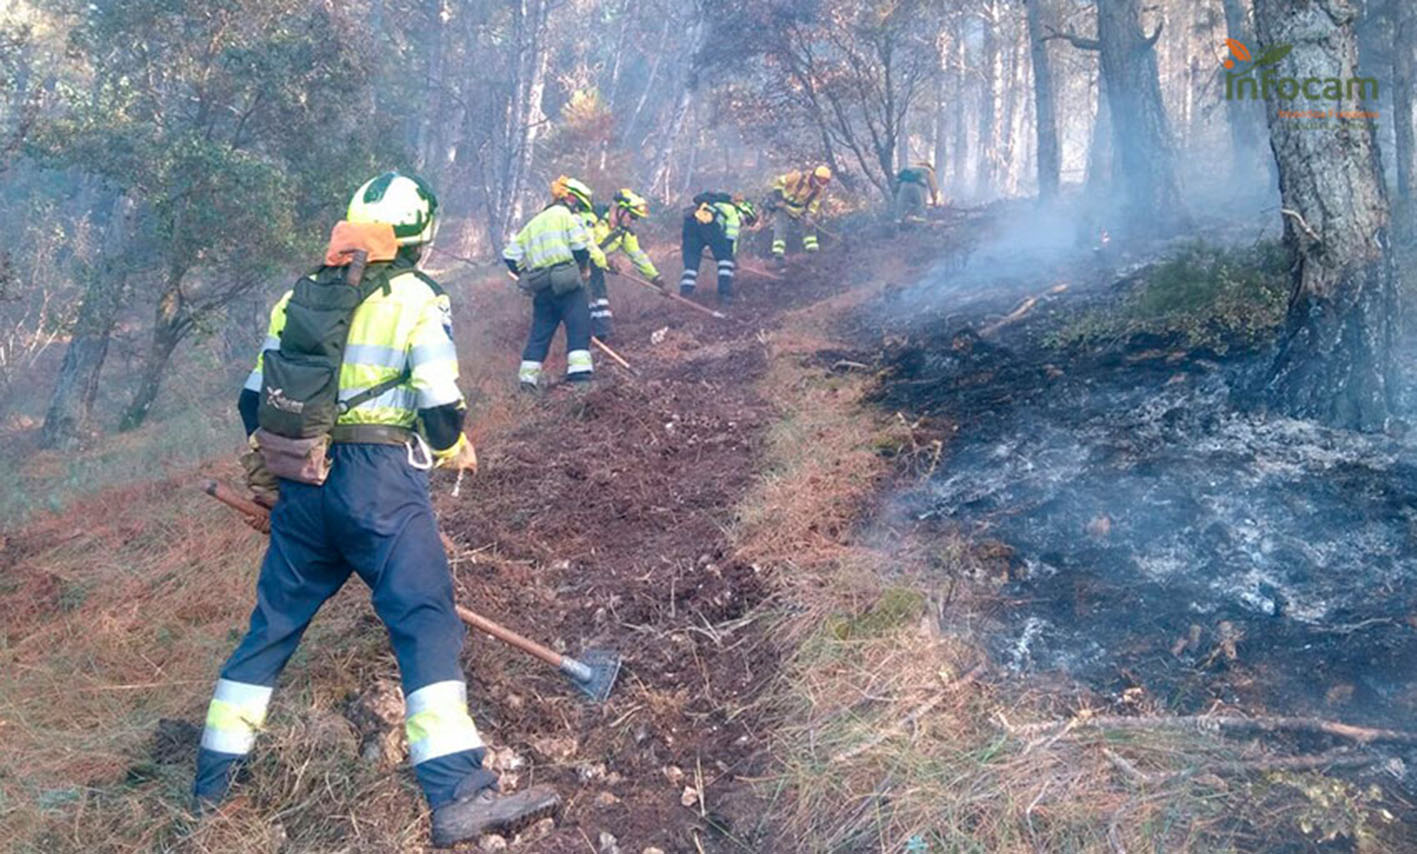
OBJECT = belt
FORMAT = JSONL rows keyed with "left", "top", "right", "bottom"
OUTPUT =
{"left": 329, "top": 424, "right": 415, "bottom": 445}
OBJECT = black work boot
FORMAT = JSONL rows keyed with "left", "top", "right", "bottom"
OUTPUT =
{"left": 430, "top": 785, "right": 562, "bottom": 847}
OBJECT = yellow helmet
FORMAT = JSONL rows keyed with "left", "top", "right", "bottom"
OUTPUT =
{"left": 812, "top": 165, "right": 833, "bottom": 183}
{"left": 551, "top": 175, "right": 594, "bottom": 211}
{"left": 612, "top": 188, "right": 649, "bottom": 219}
{"left": 347, "top": 171, "right": 438, "bottom": 246}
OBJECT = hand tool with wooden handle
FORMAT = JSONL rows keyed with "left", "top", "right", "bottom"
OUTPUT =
{"left": 609, "top": 270, "right": 727, "bottom": 319}
{"left": 200, "top": 479, "right": 622, "bottom": 702}
{"left": 590, "top": 335, "right": 635, "bottom": 374}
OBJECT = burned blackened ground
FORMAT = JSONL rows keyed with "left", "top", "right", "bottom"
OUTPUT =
{"left": 862, "top": 220, "right": 1417, "bottom": 783}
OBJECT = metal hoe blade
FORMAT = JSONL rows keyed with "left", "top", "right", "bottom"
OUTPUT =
{"left": 558, "top": 649, "right": 622, "bottom": 703}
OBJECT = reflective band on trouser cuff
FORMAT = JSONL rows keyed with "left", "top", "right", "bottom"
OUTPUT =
{"left": 519, "top": 360, "right": 542, "bottom": 385}
{"left": 771, "top": 240, "right": 786, "bottom": 255}
{"left": 405, "top": 681, "right": 484, "bottom": 765}
{"left": 567, "top": 350, "right": 593, "bottom": 376}
{"left": 679, "top": 268, "right": 698, "bottom": 289}
{"left": 200, "top": 679, "right": 273, "bottom": 755}
{"left": 804, "top": 235, "right": 820, "bottom": 251}
{"left": 591, "top": 298, "right": 612, "bottom": 319}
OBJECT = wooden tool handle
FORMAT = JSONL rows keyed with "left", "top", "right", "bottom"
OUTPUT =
{"left": 613, "top": 270, "right": 724, "bottom": 319}
{"left": 200, "top": 479, "right": 575, "bottom": 676}
{"left": 204, "top": 479, "right": 270, "bottom": 521}
{"left": 591, "top": 336, "right": 633, "bottom": 370}
{"left": 455, "top": 605, "right": 564, "bottom": 668}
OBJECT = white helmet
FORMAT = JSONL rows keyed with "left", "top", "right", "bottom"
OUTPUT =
{"left": 347, "top": 171, "right": 439, "bottom": 246}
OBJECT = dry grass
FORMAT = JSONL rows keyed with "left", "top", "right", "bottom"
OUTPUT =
{"left": 0, "top": 266, "right": 578, "bottom": 852}
{"left": 0, "top": 248, "right": 749, "bottom": 852}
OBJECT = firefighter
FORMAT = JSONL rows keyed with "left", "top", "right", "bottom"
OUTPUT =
{"left": 767, "top": 165, "right": 831, "bottom": 260}
{"left": 584, "top": 188, "right": 663, "bottom": 340}
{"left": 679, "top": 191, "right": 757, "bottom": 306}
{"left": 504, "top": 176, "right": 595, "bottom": 390}
{"left": 195, "top": 172, "right": 560, "bottom": 846}
{"left": 894, "top": 162, "right": 940, "bottom": 225}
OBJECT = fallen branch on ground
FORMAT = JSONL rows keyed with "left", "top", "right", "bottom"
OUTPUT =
{"left": 979, "top": 296, "right": 1039, "bottom": 337}
{"left": 1007, "top": 713, "right": 1417, "bottom": 745}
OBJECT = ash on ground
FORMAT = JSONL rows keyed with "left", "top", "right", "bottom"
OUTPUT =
{"left": 867, "top": 225, "right": 1417, "bottom": 733}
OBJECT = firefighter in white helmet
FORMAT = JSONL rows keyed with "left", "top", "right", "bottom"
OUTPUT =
{"left": 197, "top": 171, "right": 560, "bottom": 846}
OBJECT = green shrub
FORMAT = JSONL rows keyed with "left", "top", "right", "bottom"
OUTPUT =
{"left": 1047, "top": 240, "right": 1290, "bottom": 353}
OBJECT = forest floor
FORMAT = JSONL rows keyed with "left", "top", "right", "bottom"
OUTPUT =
{"left": 3, "top": 205, "right": 1416, "bottom": 853}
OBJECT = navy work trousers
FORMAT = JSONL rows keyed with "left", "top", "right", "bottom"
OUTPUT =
{"left": 193, "top": 444, "right": 495, "bottom": 808}
{"left": 679, "top": 216, "right": 736, "bottom": 301}
{"left": 521, "top": 286, "right": 592, "bottom": 381}
{"left": 587, "top": 267, "right": 613, "bottom": 340}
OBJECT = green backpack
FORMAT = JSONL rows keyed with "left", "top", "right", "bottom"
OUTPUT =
{"left": 254, "top": 253, "right": 414, "bottom": 483}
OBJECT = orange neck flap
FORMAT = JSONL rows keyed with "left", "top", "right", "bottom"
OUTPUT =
{"left": 325, "top": 221, "right": 399, "bottom": 266}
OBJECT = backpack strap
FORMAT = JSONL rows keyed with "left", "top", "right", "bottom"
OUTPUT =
{"left": 598, "top": 225, "right": 628, "bottom": 251}
{"left": 337, "top": 366, "right": 410, "bottom": 415}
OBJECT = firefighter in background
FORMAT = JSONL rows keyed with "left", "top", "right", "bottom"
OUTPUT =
{"left": 894, "top": 162, "right": 940, "bottom": 225}
{"left": 584, "top": 188, "right": 663, "bottom": 340}
{"left": 504, "top": 176, "right": 595, "bottom": 389}
{"left": 679, "top": 191, "right": 758, "bottom": 306}
{"left": 767, "top": 164, "right": 831, "bottom": 261}
{"left": 196, "top": 172, "right": 560, "bottom": 846}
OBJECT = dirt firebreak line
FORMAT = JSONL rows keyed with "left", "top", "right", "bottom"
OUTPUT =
{"left": 413, "top": 254, "right": 862, "bottom": 851}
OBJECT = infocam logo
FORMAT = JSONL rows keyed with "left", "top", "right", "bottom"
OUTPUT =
{"left": 1222, "top": 38, "right": 1379, "bottom": 102}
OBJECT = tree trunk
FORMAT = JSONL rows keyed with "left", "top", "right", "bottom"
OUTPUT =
{"left": 119, "top": 319, "right": 183, "bottom": 432}
{"left": 1254, "top": 0, "right": 1398, "bottom": 431}
{"left": 599, "top": 3, "right": 632, "bottom": 172}
{"left": 1002, "top": 24, "right": 1031, "bottom": 195}
{"left": 645, "top": 0, "right": 705, "bottom": 201}
{"left": 1026, "top": 0, "right": 1060, "bottom": 201}
{"left": 1220, "top": 0, "right": 1269, "bottom": 182}
{"left": 951, "top": 26, "right": 970, "bottom": 198}
{"left": 1085, "top": 67, "right": 1112, "bottom": 198}
{"left": 1097, "top": 0, "right": 1184, "bottom": 233}
{"left": 975, "top": 1, "right": 1003, "bottom": 197}
{"left": 496, "top": 0, "right": 550, "bottom": 242}
{"left": 933, "top": 31, "right": 950, "bottom": 186}
{"left": 40, "top": 195, "right": 136, "bottom": 449}
{"left": 416, "top": 0, "right": 448, "bottom": 174}
{"left": 1393, "top": 0, "right": 1415, "bottom": 239}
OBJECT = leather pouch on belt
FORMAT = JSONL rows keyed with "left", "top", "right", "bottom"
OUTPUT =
{"left": 253, "top": 427, "right": 332, "bottom": 485}
{"left": 240, "top": 445, "right": 281, "bottom": 506}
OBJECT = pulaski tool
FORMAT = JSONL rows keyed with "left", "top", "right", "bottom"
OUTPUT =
{"left": 201, "top": 479, "right": 623, "bottom": 702}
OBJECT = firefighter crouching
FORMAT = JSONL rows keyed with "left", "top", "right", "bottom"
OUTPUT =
{"left": 894, "top": 162, "right": 940, "bottom": 225}
{"left": 767, "top": 164, "right": 831, "bottom": 261}
{"left": 679, "top": 191, "right": 758, "bottom": 306}
{"left": 585, "top": 188, "right": 662, "bottom": 340}
{"left": 504, "top": 175, "right": 596, "bottom": 390}
{"left": 195, "top": 171, "right": 561, "bottom": 846}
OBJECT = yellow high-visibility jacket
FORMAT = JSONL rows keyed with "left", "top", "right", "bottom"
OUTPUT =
{"left": 592, "top": 218, "right": 659, "bottom": 279}
{"left": 244, "top": 262, "right": 463, "bottom": 429}
{"left": 771, "top": 170, "right": 826, "bottom": 220}
{"left": 502, "top": 204, "right": 591, "bottom": 272}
